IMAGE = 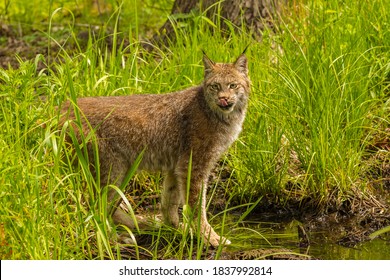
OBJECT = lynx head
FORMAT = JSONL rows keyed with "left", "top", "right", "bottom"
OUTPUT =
{"left": 202, "top": 52, "right": 250, "bottom": 118}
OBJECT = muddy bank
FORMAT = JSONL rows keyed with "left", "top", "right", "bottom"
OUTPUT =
{"left": 117, "top": 180, "right": 390, "bottom": 260}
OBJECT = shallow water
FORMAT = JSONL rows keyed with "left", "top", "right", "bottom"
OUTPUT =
{"left": 230, "top": 219, "right": 390, "bottom": 260}
{"left": 308, "top": 237, "right": 390, "bottom": 260}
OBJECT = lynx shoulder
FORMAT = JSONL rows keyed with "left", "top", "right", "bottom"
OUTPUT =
{"left": 60, "top": 52, "right": 250, "bottom": 247}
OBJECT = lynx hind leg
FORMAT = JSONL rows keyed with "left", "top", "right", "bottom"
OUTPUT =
{"left": 101, "top": 157, "right": 153, "bottom": 241}
{"left": 108, "top": 185, "right": 161, "bottom": 245}
{"left": 161, "top": 171, "right": 183, "bottom": 228}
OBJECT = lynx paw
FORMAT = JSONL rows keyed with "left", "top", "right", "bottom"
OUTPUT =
{"left": 207, "top": 234, "right": 231, "bottom": 248}
{"left": 117, "top": 232, "right": 137, "bottom": 245}
{"left": 201, "top": 224, "right": 231, "bottom": 247}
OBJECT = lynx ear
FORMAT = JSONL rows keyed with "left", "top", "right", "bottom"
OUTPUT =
{"left": 234, "top": 54, "right": 248, "bottom": 76}
{"left": 202, "top": 51, "right": 215, "bottom": 77}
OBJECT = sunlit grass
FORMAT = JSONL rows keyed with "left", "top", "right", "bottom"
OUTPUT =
{"left": 233, "top": 0, "right": 390, "bottom": 204}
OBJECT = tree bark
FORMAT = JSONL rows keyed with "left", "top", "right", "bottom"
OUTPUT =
{"left": 148, "top": 0, "right": 285, "bottom": 47}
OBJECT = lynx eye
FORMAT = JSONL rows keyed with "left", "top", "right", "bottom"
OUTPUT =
{"left": 229, "top": 83, "right": 238, "bottom": 89}
{"left": 210, "top": 83, "right": 220, "bottom": 91}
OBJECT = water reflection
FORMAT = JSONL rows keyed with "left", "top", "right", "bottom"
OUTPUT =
{"left": 227, "top": 218, "right": 390, "bottom": 260}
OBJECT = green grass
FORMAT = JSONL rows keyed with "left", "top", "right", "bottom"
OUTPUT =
{"left": 1, "top": 0, "right": 389, "bottom": 259}
{"left": 233, "top": 0, "right": 390, "bottom": 205}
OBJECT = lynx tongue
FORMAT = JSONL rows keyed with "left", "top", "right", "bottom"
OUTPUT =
{"left": 219, "top": 99, "right": 229, "bottom": 107}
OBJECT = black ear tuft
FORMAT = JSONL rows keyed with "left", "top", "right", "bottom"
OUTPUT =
{"left": 234, "top": 54, "right": 248, "bottom": 76}
{"left": 242, "top": 44, "right": 250, "bottom": 55}
{"left": 202, "top": 50, "right": 215, "bottom": 77}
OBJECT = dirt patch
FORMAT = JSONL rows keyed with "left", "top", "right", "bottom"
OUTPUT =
{"left": 0, "top": 24, "right": 47, "bottom": 69}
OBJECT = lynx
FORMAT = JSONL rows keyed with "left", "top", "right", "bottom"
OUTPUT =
{"left": 60, "top": 52, "right": 250, "bottom": 247}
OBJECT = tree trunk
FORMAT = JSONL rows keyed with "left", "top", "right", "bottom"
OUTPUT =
{"left": 148, "top": 0, "right": 285, "bottom": 47}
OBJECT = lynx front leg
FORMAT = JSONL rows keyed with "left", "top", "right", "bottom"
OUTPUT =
{"left": 176, "top": 162, "right": 231, "bottom": 247}
{"left": 190, "top": 176, "right": 231, "bottom": 247}
{"left": 161, "top": 170, "right": 183, "bottom": 228}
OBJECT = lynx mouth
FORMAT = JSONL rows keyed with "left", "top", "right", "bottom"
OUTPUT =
{"left": 218, "top": 99, "right": 234, "bottom": 110}
{"left": 218, "top": 103, "right": 234, "bottom": 110}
